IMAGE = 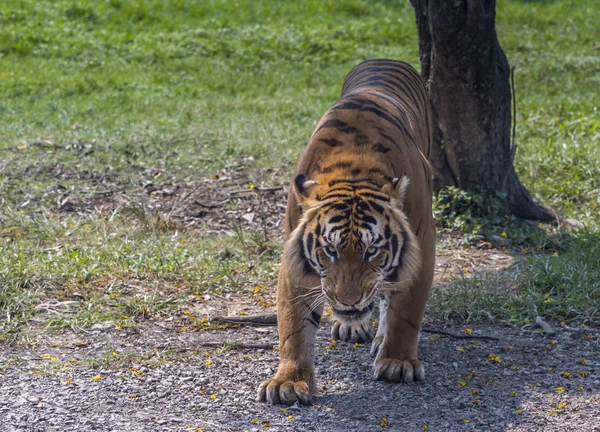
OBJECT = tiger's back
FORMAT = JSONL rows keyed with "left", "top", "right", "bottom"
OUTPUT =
{"left": 286, "top": 59, "right": 434, "bottom": 242}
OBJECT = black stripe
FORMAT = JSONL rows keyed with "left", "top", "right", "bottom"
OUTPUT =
{"left": 370, "top": 201, "right": 385, "bottom": 214}
{"left": 391, "top": 234, "right": 399, "bottom": 258}
{"left": 328, "top": 178, "right": 381, "bottom": 187}
{"left": 317, "top": 119, "right": 359, "bottom": 134}
{"left": 318, "top": 193, "right": 354, "bottom": 201}
{"left": 372, "top": 143, "right": 390, "bottom": 153}
{"left": 415, "top": 218, "right": 423, "bottom": 236}
{"left": 307, "top": 310, "right": 321, "bottom": 327}
{"left": 321, "top": 138, "right": 344, "bottom": 147}
{"left": 396, "top": 230, "right": 410, "bottom": 271}
{"left": 354, "top": 134, "right": 369, "bottom": 147}
{"left": 358, "top": 192, "right": 390, "bottom": 202}
{"left": 384, "top": 224, "right": 392, "bottom": 239}
{"left": 368, "top": 167, "right": 392, "bottom": 181}
{"left": 328, "top": 215, "right": 345, "bottom": 224}
{"left": 306, "top": 232, "right": 314, "bottom": 256}
{"left": 361, "top": 215, "right": 377, "bottom": 225}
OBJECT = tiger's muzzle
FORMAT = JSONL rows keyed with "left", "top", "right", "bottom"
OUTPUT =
{"left": 331, "top": 302, "right": 374, "bottom": 322}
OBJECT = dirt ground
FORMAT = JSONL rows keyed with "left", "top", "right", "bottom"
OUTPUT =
{"left": 1, "top": 291, "right": 599, "bottom": 432}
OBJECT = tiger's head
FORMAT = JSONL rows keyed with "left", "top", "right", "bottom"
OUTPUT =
{"left": 288, "top": 174, "right": 422, "bottom": 323}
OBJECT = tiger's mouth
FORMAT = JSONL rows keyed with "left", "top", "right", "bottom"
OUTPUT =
{"left": 331, "top": 302, "right": 374, "bottom": 322}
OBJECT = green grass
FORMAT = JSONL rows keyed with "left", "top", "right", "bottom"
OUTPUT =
{"left": 429, "top": 229, "right": 600, "bottom": 326}
{"left": 1, "top": 0, "right": 599, "bottom": 342}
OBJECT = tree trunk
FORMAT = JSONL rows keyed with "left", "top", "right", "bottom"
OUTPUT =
{"left": 410, "top": 0, "right": 555, "bottom": 221}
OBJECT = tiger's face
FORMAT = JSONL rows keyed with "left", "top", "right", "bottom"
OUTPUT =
{"left": 290, "top": 175, "right": 421, "bottom": 323}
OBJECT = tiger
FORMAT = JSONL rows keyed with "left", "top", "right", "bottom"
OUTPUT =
{"left": 257, "top": 59, "right": 436, "bottom": 405}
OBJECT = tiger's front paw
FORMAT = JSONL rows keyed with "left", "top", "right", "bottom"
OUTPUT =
{"left": 256, "top": 377, "right": 313, "bottom": 405}
{"left": 374, "top": 357, "right": 425, "bottom": 383}
{"left": 331, "top": 320, "right": 373, "bottom": 343}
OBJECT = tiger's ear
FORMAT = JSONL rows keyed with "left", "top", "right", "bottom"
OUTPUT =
{"left": 382, "top": 176, "right": 410, "bottom": 209}
{"left": 293, "top": 174, "right": 318, "bottom": 207}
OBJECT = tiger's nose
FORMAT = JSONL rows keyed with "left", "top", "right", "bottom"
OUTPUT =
{"left": 335, "top": 291, "right": 363, "bottom": 306}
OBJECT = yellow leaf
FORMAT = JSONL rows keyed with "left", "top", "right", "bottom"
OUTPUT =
{"left": 500, "top": 231, "right": 507, "bottom": 238}
{"left": 556, "top": 387, "right": 566, "bottom": 393}
{"left": 516, "top": 409, "right": 523, "bottom": 415}
{"left": 488, "top": 353, "right": 501, "bottom": 363}
{"left": 93, "top": 375, "right": 101, "bottom": 381}
{"left": 66, "top": 378, "right": 72, "bottom": 385}
{"left": 464, "top": 328, "right": 473, "bottom": 334}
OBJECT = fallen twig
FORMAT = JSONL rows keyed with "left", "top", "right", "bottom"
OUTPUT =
{"left": 229, "top": 185, "right": 283, "bottom": 195}
{"left": 196, "top": 342, "right": 274, "bottom": 350}
{"left": 420, "top": 328, "right": 499, "bottom": 341}
{"left": 211, "top": 314, "right": 500, "bottom": 341}
{"left": 535, "top": 316, "right": 556, "bottom": 335}
{"left": 254, "top": 186, "right": 284, "bottom": 192}
{"left": 213, "top": 314, "right": 277, "bottom": 326}
{"left": 78, "top": 189, "right": 118, "bottom": 196}
{"left": 195, "top": 198, "right": 231, "bottom": 209}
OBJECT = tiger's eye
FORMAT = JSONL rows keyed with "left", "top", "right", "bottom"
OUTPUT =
{"left": 367, "top": 246, "right": 377, "bottom": 255}
{"left": 324, "top": 245, "right": 337, "bottom": 255}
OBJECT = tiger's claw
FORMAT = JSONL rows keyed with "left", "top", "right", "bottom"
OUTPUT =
{"left": 257, "top": 377, "right": 312, "bottom": 406}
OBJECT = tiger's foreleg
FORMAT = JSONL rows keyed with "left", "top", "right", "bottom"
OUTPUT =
{"left": 372, "top": 231, "right": 435, "bottom": 383}
{"left": 257, "top": 261, "right": 322, "bottom": 405}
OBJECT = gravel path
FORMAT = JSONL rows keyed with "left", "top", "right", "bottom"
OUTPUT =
{"left": 1, "top": 319, "right": 598, "bottom": 432}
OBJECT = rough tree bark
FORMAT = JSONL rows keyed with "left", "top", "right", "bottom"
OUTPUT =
{"left": 410, "top": 0, "right": 556, "bottom": 221}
